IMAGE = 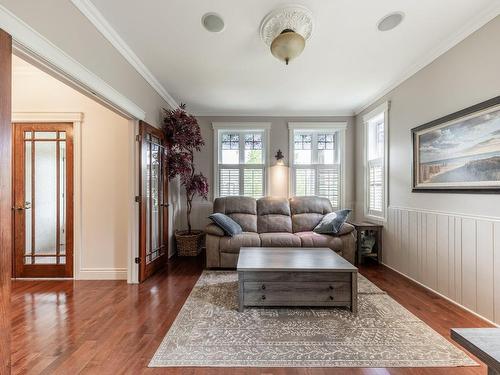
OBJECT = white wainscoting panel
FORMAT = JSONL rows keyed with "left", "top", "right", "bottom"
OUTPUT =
{"left": 494, "top": 222, "right": 500, "bottom": 323}
{"left": 384, "top": 207, "right": 500, "bottom": 325}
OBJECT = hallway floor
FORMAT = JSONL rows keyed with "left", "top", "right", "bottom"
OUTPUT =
{"left": 11, "top": 255, "right": 493, "bottom": 375}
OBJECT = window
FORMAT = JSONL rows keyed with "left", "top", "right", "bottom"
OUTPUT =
{"left": 364, "top": 102, "right": 389, "bottom": 220}
{"left": 213, "top": 123, "right": 270, "bottom": 198}
{"left": 289, "top": 123, "right": 346, "bottom": 210}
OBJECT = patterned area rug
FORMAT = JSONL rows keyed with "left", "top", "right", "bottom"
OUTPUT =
{"left": 149, "top": 271, "right": 476, "bottom": 368}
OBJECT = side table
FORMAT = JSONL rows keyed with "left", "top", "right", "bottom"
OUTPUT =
{"left": 349, "top": 221, "right": 383, "bottom": 265}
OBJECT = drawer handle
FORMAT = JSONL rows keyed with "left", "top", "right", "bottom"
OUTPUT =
{"left": 329, "top": 296, "right": 334, "bottom": 300}
{"left": 261, "top": 284, "right": 266, "bottom": 290}
{"left": 261, "top": 295, "right": 266, "bottom": 300}
{"left": 329, "top": 285, "right": 334, "bottom": 290}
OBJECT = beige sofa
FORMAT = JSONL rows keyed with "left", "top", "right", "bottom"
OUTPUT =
{"left": 205, "top": 196, "right": 356, "bottom": 268}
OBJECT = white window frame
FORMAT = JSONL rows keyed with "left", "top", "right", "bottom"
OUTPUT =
{"left": 288, "top": 122, "right": 347, "bottom": 209}
{"left": 363, "top": 101, "right": 389, "bottom": 222}
{"left": 212, "top": 122, "right": 271, "bottom": 198}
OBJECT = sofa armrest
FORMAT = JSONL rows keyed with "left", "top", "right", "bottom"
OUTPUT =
{"left": 335, "top": 222, "right": 355, "bottom": 236}
{"left": 205, "top": 223, "right": 225, "bottom": 237}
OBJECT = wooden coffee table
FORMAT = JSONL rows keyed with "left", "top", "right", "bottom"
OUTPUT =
{"left": 237, "top": 247, "right": 358, "bottom": 313}
{"left": 451, "top": 328, "right": 500, "bottom": 375}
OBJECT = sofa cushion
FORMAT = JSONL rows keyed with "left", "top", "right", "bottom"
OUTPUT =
{"left": 208, "top": 213, "right": 242, "bottom": 236}
{"left": 291, "top": 213, "right": 325, "bottom": 233}
{"left": 213, "top": 196, "right": 257, "bottom": 232}
{"left": 314, "top": 209, "right": 352, "bottom": 234}
{"left": 295, "top": 231, "right": 343, "bottom": 252}
{"left": 214, "top": 196, "right": 257, "bottom": 215}
{"left": 219, "top": 232, "right": 261, "bottom": 253}
{"left": 289, "top": 196, "right": 333, "bottom": 232}
{"left": 257, "top": 197, "right": 292, "bottom": 233}
{"left": 259, "top": 232, "right": 301, "bottom": 247}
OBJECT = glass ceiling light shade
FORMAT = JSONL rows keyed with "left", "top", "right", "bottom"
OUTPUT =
{"left": 260, "top": 5, "right": 313, "bottom": 65}
{"left": 270, "top": 29, "right": 305, "bottom": 65}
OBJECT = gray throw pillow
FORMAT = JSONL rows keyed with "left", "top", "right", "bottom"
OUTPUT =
{"left": 313, "top": 209, "right": 352, "bottom": 234}
{"left": 208, "top": 213, "right": 242, "bottom": 237}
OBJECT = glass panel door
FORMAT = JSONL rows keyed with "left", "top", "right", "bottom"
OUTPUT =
{"left": 138, "top": 121, "right": 168, "bottom": 282}
{"left": 13, "top": 123, "right": 73, "bottom": 278}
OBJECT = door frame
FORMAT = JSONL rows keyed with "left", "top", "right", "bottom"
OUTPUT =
{"left": 0, "top": 27, "right": 12, "bottom": 375}
{"left": 12, "top": 113, "right": 83, "bottom": 279}
{"left": 138, "top": 120, "right": 169, "bottom": 282}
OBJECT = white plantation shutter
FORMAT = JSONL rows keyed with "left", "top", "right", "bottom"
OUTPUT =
{"left": 318, "top": 166, "right": 340, "bottom": 209}
{"left": 290, "top": 128, "right": 344, "bottom": 210}
{"left": 219, "top": 168, "right": 239, "bottom": 196}
{"left": 364, "top": 104, "right": 388, "bottom": 220}
{"left": 243, "top": 168, "right": 264, "bottom": 198}
{"left": 215, "top": 127, "right": 268, "bottom": 197}
{"left": 295, "top": 169, "right": 315, "bottom": 196}
{"left": 368, "top": 159, "right": 383, "bottom": 213}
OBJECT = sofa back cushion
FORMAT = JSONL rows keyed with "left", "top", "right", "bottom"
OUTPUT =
{"left": 257, "top": 197, "right": 292, "bottom": 233}
{"left": 289, "top": 196, "right": 333, "bottom": 233}
{"left": 213, "top": 196, "right": 257, "bottom": 232}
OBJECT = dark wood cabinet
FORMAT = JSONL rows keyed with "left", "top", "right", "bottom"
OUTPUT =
{"left": 349, "top": 222, "right": 383, "bottom": 265}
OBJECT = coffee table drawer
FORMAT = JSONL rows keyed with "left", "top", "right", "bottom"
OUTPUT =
{"left": 244, "top": 281, "right": 351, "bottom": 304}
{"left": 242, "top": 271, "right": 350, "bottom": 283}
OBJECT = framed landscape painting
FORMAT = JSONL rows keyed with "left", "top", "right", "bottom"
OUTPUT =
{"left": 412, "top": 96, "right": 500, "bottom": 193}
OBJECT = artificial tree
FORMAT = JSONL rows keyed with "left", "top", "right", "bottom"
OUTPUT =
{"left": 163, "top": 104, "right": 209, "bottom": 235}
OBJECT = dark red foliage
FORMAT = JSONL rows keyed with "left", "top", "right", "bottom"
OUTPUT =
{"left": 166, "top": 149, "right": 192, "bottom": 181}
{"left": 183, "top": 172, "right": 209, "bottom": 201}
{"left": 163, "top": 105, "right": 209, "bottom": 233}
{"left": 163, "top": 104, "right": 205, "bottom": 152}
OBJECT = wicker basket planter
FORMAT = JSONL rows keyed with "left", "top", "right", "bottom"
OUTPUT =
{"left": 175, "top": 230, "right": 204, "bottom": 256}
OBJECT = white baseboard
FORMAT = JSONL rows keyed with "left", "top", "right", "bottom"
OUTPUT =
{"left": 78, "top": 268, "right": 127, "bottom": 280}
{"left": 381, "top": 262, "right": 499, "bottom": 328}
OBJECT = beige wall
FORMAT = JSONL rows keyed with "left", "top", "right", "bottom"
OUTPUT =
{"left": 354, "top": 16, "right": 500, "bottom": 324}
{"left": 13, "top": 56, "right": 131, "bottom": 280}
{"left": 0, "top": 0, "right": 170, "bottom": 126}
{"left": 181, "top": 115, "right": 355, "bottom": 232}
{"left": 1, "top": 0, "right": 185, "bottom": 274}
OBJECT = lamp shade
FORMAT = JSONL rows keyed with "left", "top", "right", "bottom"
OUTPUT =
{"left": 270, "top": 29, "right": 305, "bottom": 65}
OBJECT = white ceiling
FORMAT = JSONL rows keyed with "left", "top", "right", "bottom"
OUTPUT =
{"left": 86, "top": 0, "right": 499, "bottom": 116}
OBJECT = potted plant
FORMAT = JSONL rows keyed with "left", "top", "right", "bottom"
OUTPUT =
{"left": 163, "top": 104, "right": 209, "bottom": 256}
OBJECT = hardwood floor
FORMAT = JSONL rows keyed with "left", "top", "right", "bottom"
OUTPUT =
{"left": 11, "top": 255, "right": 493, "bottom": 375}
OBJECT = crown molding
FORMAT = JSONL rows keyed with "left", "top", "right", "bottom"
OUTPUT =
{"left": 193, "top": 110, "right": 355, "bottom": 117}
{"left": 354, "top": 2, "right": 500, "bottom": 115}
{"left": 0, "top": 4, "right": 146, "bottom": 120}
{"left": 71, "top": 0, "right": 179, "bottom": 110}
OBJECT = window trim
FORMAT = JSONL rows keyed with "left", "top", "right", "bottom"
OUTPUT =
{"left": 212, "top": 122, "right": 271, "bottom": 199}
{"left": 363, "top": 102, "right": 389, "bottom": 222}
{"left": 288, "top": 122, "right": 347, "bottom": 209}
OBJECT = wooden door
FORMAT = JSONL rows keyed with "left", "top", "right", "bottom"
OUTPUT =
{"left": 0, "top": 28, "right": 12, "bottom": 375}
{"left": 12, "top": 123, "right": 74, "bottom": 278}
{"left": 138, "top": 121, "right": 168, "bottom": 282}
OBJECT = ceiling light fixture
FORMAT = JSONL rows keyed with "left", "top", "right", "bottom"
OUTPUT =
{"left": 260, "top": 5, "right": 313, "bottom": 65}
{"left": 202, "top": 12, "right": 225, "bottom": 33}
{"left": 377, "top": 12, "right": 404, "bottom": 32}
